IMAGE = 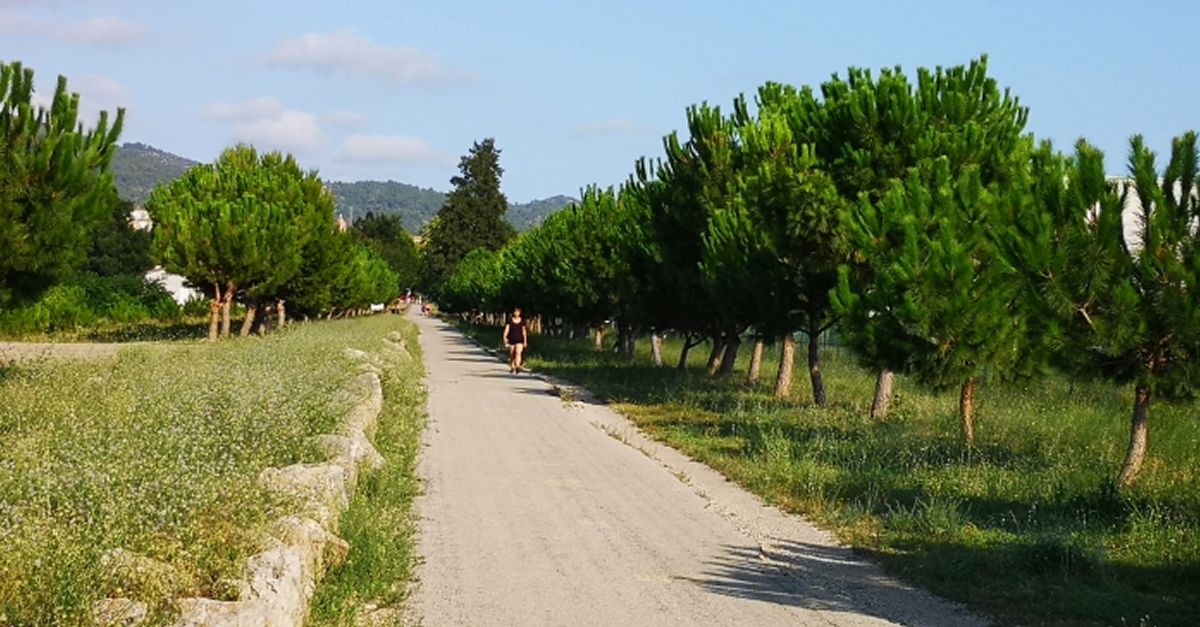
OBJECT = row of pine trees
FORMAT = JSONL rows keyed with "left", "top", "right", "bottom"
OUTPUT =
{"left": 437, "top": 57, "right": 1200, "bottom": 489}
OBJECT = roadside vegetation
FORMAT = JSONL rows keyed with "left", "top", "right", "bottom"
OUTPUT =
{"left": 0, "top": 316, "right": 417, "bottom": 625}
{"left": 310, "top": 320, "right": 427, "bottom": 625}
{"left": 457, "top": 322, "right": 1198, "bottom": 626}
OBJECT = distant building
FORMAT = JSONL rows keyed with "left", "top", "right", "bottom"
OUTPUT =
{"left": 336, "top": 213, "right": 349, "bottom": 232}
{"left": 127, "top": 207, "right": 200, "bottom": 305}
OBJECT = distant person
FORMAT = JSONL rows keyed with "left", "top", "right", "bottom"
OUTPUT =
{"left": 503, "top": 308, "right": 529, "bottom": 374}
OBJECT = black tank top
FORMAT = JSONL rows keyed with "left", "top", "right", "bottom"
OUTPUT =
{"left": 506, "top": 318, "right": 526, "bottom": 344}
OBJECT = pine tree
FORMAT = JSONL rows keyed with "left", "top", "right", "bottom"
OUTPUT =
{"left": 1031, "top": 135, "right": 1200, "bottom": 488}
{"left": 0, "top": 61, "right": 124, "bottom": 308}
{"left": 148, "top": 145, "right": 326, "bottom": 339}
{"left": 421, "top": 139, "right": 514, "bottom": 294}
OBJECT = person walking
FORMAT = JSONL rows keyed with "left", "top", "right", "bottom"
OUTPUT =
{"left": 503, "top": 308, "right": 529, "bottom": 373}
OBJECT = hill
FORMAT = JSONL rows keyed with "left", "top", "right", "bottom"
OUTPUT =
{"left": 109, "top": 142, "right": 574, "bottom": 230}
{"left": 111, "top": 142, "right": 199, "bottom": 205}
{"left": 326, "top": 180, "right": 445, "bottom": 233}
{"left": 507, "top": 195, "right": 576, "bottom": 231}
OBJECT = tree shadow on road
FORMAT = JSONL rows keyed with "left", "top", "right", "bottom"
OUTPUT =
{"left": 685, "top": 541, "right": 983, "bottom": 626}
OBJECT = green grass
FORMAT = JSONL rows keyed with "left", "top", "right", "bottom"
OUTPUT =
{"left": 0, "top": 315, "right": 418, "bottom": 626}
{"left": 457, "top": 322, "right": 1200, "bottom": 627}
{"left": 310, "top": 322, "right": 427, "bottom": 625}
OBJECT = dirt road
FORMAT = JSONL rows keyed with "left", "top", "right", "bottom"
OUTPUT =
{"left": 0, "top": 341, "right": 125, "bottom": 365}
{"left": 408, "top": 315, "right": 987, "bottom": 626}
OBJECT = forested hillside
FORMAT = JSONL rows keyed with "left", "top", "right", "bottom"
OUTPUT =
{"left": 112, "top": 143, "right": 573, "bottom": 230}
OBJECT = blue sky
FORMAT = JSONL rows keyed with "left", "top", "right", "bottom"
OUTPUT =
{"left": 2, "top": 0, "right": 1197, "bottom": 202}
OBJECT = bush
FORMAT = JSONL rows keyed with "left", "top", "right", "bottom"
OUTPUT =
{"left": 0, "top": 273, "right": 181, "bottom": 337}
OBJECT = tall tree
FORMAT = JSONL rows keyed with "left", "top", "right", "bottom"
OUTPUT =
{"left": 831, "top": 57, "right": 1033, "bottom": 442}
{"left": 148, "top": 145, "right": 325, "bottom": 340}
{"left": 816, "top": 56, "right": 1030, "bottom": 418}
{"left": 421, "top": 138, "right": 515, "bottom": 294}
{"left": 1029, "top": 136, "right": 1200, "bottom": 488}
{"left": 0, "top": 61, "right": 124, "bottom": 307}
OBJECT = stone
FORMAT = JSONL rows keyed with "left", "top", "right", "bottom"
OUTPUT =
{"left": 93, "top": 598, "right": 148, "bottom": 626}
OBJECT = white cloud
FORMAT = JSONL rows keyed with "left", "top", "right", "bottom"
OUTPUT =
{"left": 233, "top": 110, "right": 322, "bottom": 154}
{"left": 576, "top": 119, "right": 653, "bottom": 136}
{"left": 339, "top": 134, "right": 444, "bottom": 164}
{"left": 204, "top": 97, "right": 285, "bottom": 122}
{"left": 265, "top": 30, "right": 460, "bottom": 84}
{"left": 322, "top": 110, "right": 368, "bottom": 129}
{"left": 73, "top": 74, "right": 130, "bottom": 101}
{"left": 0, "top": 9, "right": 142, "bottom": 46}
{"left": 204, "top": 97, "right": 322, "bottom": 154}
{"left": 58, "top": 16, "right": 143, "bottom": 45}
{"left": 0, "top": 8, "right": 51, "bottom": 35}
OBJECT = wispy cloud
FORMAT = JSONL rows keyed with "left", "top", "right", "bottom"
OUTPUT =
{"left": 58, "top": 16, "right": 144, "bottom": 46}
{"left": 0, "top": 8, "right": 143, "bottom": 46}
{"left": 322, "top": 110, "right": 368, "bottom": 129}
{"left": 575, "top": 119, "right": 654, "bottom": 136}
{"left": 339, "top": 134, "right": 445, "bottom": 164}
{"left": 204, "top": 97, "right": 285, "bottom": 122}
{"left": 264, "top": 30, "right": 465, "bottom": 84}
{"left": 204, "top": 97, "right": 323, "bottom": 154}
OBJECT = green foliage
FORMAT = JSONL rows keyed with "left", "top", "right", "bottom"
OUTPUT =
{"left": 420, "top": 139, "right": 515, "bottom": 293}
{"left": 149, "top": 145, "right": 323, "bottom": 301}
{"left": 0, "top": 60, "right": 124, "bottom": 308}
{"left": 353, "top": 212, "right": 420, "bottom": 290}
{"left": 86, "top": 198, "right": 153, "bottom": 277}
{"left": 830, "top": 57, "right": 1036, "bottom": 392}
{"left": 441, "top": 247, "right": 500, "bottom": 314}
{"left": 0, "top": 273, "right": 180, "bottom": 336}
{"left": 1043, "top": 135, "right": 1200, "bottom": 397}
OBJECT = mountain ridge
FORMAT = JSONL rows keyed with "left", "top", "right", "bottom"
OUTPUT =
{"left": 111, "top": 142, "right": 576, "bottom": 231}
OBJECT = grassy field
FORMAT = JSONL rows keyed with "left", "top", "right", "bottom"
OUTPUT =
{"left": 458, "top": 322, "right": 1199, "bottom": 627}
{"left": 0, "top": 315, "right": 421, "bottom": 625}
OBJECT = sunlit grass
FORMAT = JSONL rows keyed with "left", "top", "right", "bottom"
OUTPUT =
{"left": 457, "top": 322, "right": 1200, "bottom": 626}
{"left": 0, "top": 315, "right": 415, "bottom": 625}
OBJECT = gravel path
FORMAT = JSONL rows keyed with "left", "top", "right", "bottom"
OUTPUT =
{"left": 0, "top": 341, "right": 126, "bottom": 365}
{"left": 407, "top": 314, "right": 988, "bottom": 626}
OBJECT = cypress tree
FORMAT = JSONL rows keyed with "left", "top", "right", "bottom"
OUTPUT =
{"left": 421, "top": 138, "right": 514, "bottom": 294}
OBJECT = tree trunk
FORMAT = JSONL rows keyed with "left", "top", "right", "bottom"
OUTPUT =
{"left": 594, "top": 326, "right": 605, "bottom": 349}
{"left": 870, "top": 369, "right": 895, "bottom": 419}
{"left": 219, "top": 282, "right": 234, "bottom": 338}
{"left": 960, "top": 377, "right": 977, "bottom": 449}
{"left": 208, "top": 283, "right": 221, "bottom": 342}
{"left": 624, "top": 324, "right": 637, "bottom": 358}
{"left": 251, "top": 304, "right": 270, "bottom": 336}
{"left": 678, "top": 338, "right": 693, "bottom": 369}
{"left": 276, "top": 300, "right": 286, "bottom": 328}
{"left": 706, "top": 335, "right": 724, "bottom": 376}
{"left": 240, "top": 302, "right": 257, "bottom": 337}
{"left": 1117, "top": 386, "right": 1151, "bottom": 489}
{"left": 747, "top": 337, "right": 765, "bottom": 384}
{"left": 774, "top": 333, "right": 795, "bottom": 399}
{"left": 718, "top": 333, "right": 741, "bottom": 377}
{"left": 807, "top": 327, "right": 827, "bottom": 406}
{"left": 651, "top": 333, "right": 664, "bottom": 367}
